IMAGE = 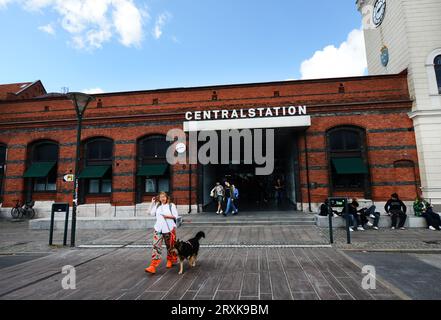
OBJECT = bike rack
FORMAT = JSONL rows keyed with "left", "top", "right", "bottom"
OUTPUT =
{"left": 49, "top": 203, "right": 70, "bottom": 246}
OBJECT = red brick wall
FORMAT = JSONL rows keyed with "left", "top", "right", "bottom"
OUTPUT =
{"left": 0, "top": 72, "right": 416, "bottom": 207}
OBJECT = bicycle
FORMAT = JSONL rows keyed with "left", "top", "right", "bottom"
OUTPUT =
{"left": 11, "top": 200, "right": 36, "bottom": 219}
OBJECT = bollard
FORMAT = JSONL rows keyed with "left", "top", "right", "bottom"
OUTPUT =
{"left": 328, "top": 211, "right": 334, "bottom": 244}
{"left": 345, "top": 200, "right": 351, "bottom": 244}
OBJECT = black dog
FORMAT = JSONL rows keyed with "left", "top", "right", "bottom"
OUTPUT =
{"left": 173, "top": 231, "right": 205, "bottom": 275}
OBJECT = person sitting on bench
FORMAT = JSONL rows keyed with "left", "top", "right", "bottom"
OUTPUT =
{"left": 342, "top": 199, "right": 365, "bottom": 232}
{"left": 319, "top": 199, "right": 338, "bottom": 217}
{"left": 415, "top": 196, "right": 441, "bottom": 231}
{"left": 359, "top": 205, "right": 381, "bottom": 230}
{"left": 385, "top": 193, "right": 407, "bottom": 230}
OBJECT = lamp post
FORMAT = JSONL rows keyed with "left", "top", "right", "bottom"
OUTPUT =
{"left": 67, "top": 92, "right": 95, "bottom": 247}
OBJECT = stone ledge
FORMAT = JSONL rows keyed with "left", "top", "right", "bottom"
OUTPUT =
{"left": 315, "top": 214, "right": 428, "bottom": 228}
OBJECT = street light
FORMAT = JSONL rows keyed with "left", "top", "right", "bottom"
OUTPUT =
{"left": 67, "top": 92, "right": 95, "bottom": 247}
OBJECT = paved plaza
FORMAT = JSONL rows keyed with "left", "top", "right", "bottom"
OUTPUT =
{"left": 1, "top": 217, "right": 441, "bottom": 300}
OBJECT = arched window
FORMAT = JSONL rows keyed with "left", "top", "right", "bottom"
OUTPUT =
{"left": 136, "top": 135, "right": 170, "bottom": 201}
{"left": 79, "top": 138, "right": 113, "bottom": 195}
{"left": 24, "top": 140, "right": 59, "bottom": 192}
{"left": 435, "top": 55, "right": 441, "bottom": 94}
{"left": 327, "top": 127, "right": 370, "bottom": 194}
{"left": 0, "top": 144, "right": 6, "bottom": 201}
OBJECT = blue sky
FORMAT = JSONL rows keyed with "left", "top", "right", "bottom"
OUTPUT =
{"left": 0, "top": 0, "right": 367, "bottom": 94}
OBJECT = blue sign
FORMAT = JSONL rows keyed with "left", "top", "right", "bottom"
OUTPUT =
{"left": 381, "top": 46, "right": 389, "bottom": 67}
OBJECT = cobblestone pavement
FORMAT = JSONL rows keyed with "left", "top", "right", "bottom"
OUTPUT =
{"left": 328, "top": 228, "right": 441, "bottom": 251}
{"left": 0, "top": 220, "right": 328, "bottom": 254}
{"left": 3, "top": 219, "right": 441, "bottom": 300}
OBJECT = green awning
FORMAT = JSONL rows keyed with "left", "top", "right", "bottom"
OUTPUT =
{"left": 332, "top": 158, "right": 368, "bottom": 174}
{"left": 137, "top": 164, "right": 168, "bottom": 177}
{"left": 78, "top": 165, "right": 111, "bottom": 179}
{"left": 23, "top": 162, "right": 56, "bottom": 178}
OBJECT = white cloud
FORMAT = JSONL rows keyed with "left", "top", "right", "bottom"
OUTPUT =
{"left": 0, "top": 0, "right": 12, "bottom": 9}
{"left": 113, "top": 0, "right": 146, "bottom": 47}
{"left": 82, "top": 88, "right": 105, "bottom": 94}
{"left": 153, "top": 12, "right": 171, "bottom": 40}
{"left": 300, "top": 28, "right": 367, "bottom": 80}
{"left": 38, "top": 23, "right": 55, "bottom": 35}
{"left": 3, "top": 0, "right": 149, "bottom": 50}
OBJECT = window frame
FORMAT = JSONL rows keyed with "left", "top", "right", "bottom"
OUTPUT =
{"left": 137, "top": 135, "right": 171, "bottom": 201}
{"left": 326, "top": 126, "right": 371, "bottom": 195}
{"left": 83, "top": 138, "right": 114, "bottom": 196}
{"left": 0, "top": 144, "right": 6, "bottom": 201}
{"left": 435, "top": 55, "right": 441, "bottom": 94}
{"left": 28, "top": 141, "right": 59, "bottom": 194}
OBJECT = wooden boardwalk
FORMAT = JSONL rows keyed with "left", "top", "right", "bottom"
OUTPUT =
{"left": 0, "top": 247, "right": 403, "bottom": 300}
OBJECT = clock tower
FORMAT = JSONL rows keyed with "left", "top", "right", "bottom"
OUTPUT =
{"left": 357, "top": 0, "right": 441, "bottom": 206}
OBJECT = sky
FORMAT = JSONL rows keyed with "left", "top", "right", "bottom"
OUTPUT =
{"left": 0, "top": 0, "right": 367, "bottom": 94}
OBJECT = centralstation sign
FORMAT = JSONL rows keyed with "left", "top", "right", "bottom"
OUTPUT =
{"left": 183, "top": 105, "right": 310, "bottom": 132}
{"left": 185, "top": 105, "right": 307, "bottom": 121}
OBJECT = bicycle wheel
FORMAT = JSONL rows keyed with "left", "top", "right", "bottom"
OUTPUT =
{"left": 11, "top": 207, "right": 21, "bottom": 219}
{"left": 27, "top": 208, "right": 36, "bottom": 219}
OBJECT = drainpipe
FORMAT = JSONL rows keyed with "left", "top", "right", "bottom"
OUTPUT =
{"left": 188, "top": 163, "right": 192, "bottom": 214}
{"left": 303, "top": 132, "right": 312, "bottom": 212}
{"left": 186, "top": 131, "right": 192, "bottom": 214}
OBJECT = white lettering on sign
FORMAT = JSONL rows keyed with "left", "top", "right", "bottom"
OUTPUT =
{"left": 186, "top": 105, "right": 307, "bottom": 121}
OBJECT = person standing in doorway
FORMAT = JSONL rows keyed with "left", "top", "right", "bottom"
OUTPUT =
{"left": 223, "top": 181, "right": 238, "bottom": 216}
{"left": 231, "top": 184, "right": 239, "bottom": 215}
{"left": 210, "top": 182, "right": 225, "bottom": 215}
{"left": 385, "top": 193, "right": 408, "bottom": 230}
{"left": 145, "top": 192, "right": 179, "bottom": 274}
{"left": 274, "top": 178, "right": 285, "bottom": 207}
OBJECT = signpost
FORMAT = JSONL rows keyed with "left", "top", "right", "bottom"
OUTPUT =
{"left": 328, "top": 197, "right": 351, "bottom": 245}
{"left": 63, "top": 174, "right": 74, "bottom": 182}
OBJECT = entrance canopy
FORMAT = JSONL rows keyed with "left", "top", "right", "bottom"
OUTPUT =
{"left": 184, "top": 115, "right": 311, "bottom": 132}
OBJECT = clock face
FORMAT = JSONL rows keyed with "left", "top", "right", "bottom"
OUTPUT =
{"left": 373, "top": 0, "right": 386, "bottom": 27}
{"left": 175, "top": 142, "right": 187, "bottom": 154}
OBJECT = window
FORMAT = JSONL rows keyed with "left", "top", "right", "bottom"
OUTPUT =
{"left": 86, "top": 139, "right": 113, "bottom": 163}
{"left": 327, "top": 127, "right": 370, "bottom": 192}
{"left": 145, "top": 177, "right": 170, "bottom": 193}
{"left": 88, "top": 179, "right": 112, "bottom": 194}
{"left": 0, "top": 144, "right": 6, "bottom": 200}
{"left": 25, "top": 141, "right": 59, "bottom": 192}
{"left": 80, "top": 138, "right": 113, "bottom": 195}
{"left": 137, "top": 135, "right": 171, "bottom": 201}
{"left": 435, "top": 55, "right": 441, "bottom": 94}
{"left": 139, "top": 135, "right": 169, "bottom": 160}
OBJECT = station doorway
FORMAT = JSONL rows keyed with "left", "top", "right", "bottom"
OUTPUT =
{"left": 198, "top": 128, "right": 302, "bottom": 212}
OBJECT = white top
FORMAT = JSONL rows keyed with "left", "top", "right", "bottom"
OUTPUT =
{"left": 150, "top": 203, "right": 179, "bottom": 234}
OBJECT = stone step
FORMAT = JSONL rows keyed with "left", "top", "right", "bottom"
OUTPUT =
{"left": 29, "top": 216, "right": 316, "bottom": 230}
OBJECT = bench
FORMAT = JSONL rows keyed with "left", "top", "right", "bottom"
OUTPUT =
{"left": 315, "top": 214, "right": 428, "bottom": 228}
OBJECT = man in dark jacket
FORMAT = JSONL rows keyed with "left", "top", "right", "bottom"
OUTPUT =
{"left": 384, "top": 193, "right": 407, "bottom": 230}
{"left": 342, "top": 199, "right": 364, "bottom": 231}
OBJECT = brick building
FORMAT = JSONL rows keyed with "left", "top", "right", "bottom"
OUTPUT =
{"left": 0, "top": 71, "right": 419, "bottom": 218}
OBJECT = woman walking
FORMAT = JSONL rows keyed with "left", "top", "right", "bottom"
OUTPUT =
{"left": 145, "top": 192, "right": 180, "bottom": 274}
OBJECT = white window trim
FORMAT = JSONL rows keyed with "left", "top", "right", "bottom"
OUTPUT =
{"left": 425, "top": 48, "right": 441, "bottom": 96}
